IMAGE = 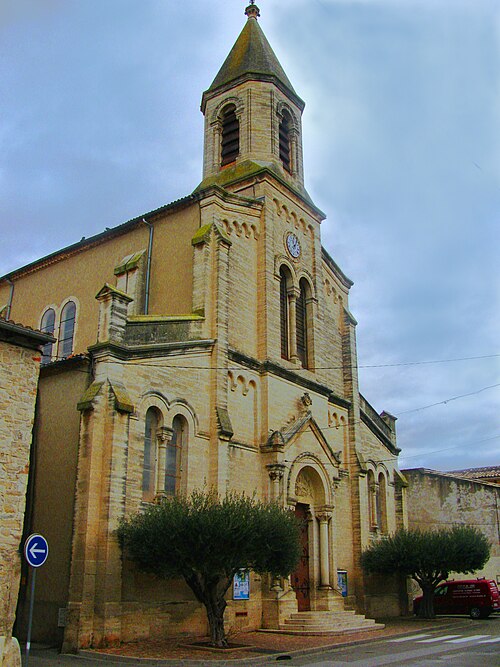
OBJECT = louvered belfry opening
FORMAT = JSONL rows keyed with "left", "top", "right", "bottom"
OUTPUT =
{"left": 296, "top": 279, "right": 308, "bottom": 368}
{"left": 279, "top": 111, "right": 292, "bottom": 172}
{"left": 280, "top": 267, "right": 289, "bottom": 359}
{"left": 221, "top": 104, "right": 239, "bottom": 166}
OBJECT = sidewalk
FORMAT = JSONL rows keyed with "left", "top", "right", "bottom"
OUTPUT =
{"left": 59, "top": 616, "right": 468, "bottom": 665}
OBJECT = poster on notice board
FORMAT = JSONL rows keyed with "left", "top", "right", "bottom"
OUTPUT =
{"left": 233, "top": 570, "right": 250, "bottom": 600}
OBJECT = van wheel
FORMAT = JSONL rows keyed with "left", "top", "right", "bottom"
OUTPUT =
{"left": 469, "top": 607, "right": 482, "bottom": 619}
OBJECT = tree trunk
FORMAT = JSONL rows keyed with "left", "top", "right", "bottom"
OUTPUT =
{"left": 419, "top": 582, "right": 436, "bottom": 619}
{"left": 183, "top": 573, "right": 232, "bottom": 648}
{"left": 205, "top": 599, "right": 227, "bottom": 648}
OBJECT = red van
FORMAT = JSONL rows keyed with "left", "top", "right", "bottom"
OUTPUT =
{"left": 413, "top": 578, "right": 500, "bottom": 619}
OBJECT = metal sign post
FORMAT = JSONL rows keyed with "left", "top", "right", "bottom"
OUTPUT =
{"left": 24, "top": 533, "right": 49, "bottom": 667}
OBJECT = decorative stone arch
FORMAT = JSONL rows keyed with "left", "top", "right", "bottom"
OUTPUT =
{"left": 286, "top": 453, "right": 333, "bottom": 508}
{"left": 166, "top": 397, "right": 199, "bottom": 436}
{"left": 210, "top": 95, "right": 245, "bottom": 126}
{"left": 274, "top": 255, "right": 297, "bottom": 282}
{"left": 296, "top": 269, "right": 316, "bottom": 300}
{"left": 137, "top": 390, "right": 171, "bottom": 420}
{"left": 276, "top": 100, "right": 300, "bottom": 132}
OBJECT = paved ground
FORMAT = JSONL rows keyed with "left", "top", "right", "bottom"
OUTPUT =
{"left": 25, "top": 617, "right": 478, "bottom": 666}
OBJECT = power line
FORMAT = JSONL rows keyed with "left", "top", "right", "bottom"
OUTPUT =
{"left": 47, "top": 352, "right": 500, "bottom": 371}
{"left": 397, "top": 434, "right": 500, "bottom": 464}
{"left": 397, "top": 384, "right": 500, "bottom": 415}
{"left": 42, "top": 358, "right": 500, "bottom": 468}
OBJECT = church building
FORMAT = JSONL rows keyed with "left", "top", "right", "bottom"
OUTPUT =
{"left": 0, "top": 4, "right": 408, "bottom": 650}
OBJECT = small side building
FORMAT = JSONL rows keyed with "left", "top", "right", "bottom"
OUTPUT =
{"left": 403, "top": 467, "right": 500, "bottom": 585}
{"left": 449, "top": 466, "right": 500, "bottom": 486}
{"left": 0, "top": 318, "right": 54, "bottom": 667}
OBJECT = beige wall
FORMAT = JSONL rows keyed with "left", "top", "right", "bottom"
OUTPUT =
{"left": 404, "top": 468, "right": 500, "bottom": 583}
{"left": 16, "top": 361, "right": 90, "bottom": 645}
{"left": 0, "top": 336, "right": 42, "bottom": 667}
{"left": 0, "top": 203, "right": 199, "bottom": 358}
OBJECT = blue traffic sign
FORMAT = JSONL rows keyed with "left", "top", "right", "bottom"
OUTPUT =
{"left": 24, "top": 533, "right": 49, "bottom": 568}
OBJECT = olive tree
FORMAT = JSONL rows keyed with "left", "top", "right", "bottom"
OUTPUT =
{"left": 117, "top": 489, "right": 301, "bottom": 647}
{"left": 361, "top": 526, "right": 490, "bottom": 619}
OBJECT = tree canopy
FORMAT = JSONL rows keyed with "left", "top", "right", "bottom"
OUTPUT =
{"left": 117, "top": 489, "right": 301, "bottom": 646}
{"left": 361, "top": 526, "right": 490, "bottom": 618}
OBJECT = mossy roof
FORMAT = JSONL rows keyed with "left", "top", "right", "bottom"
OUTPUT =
{"left": 206, "top": 16, "right": 297, "bottom": 100}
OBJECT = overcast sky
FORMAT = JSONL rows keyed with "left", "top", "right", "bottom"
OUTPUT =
{"left": 1, "top": 0, "right": 498, "bottom": 472}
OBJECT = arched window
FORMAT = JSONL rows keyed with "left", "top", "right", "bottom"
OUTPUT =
{"left": 165, "top": 415, "right": 186, "bottom": 495}
{"left": 279, "top": 267, "right": 290, "bottom": 359}
{"left": 367, "top": 470, "right": 377, "bottom": 530}
{"left": 296, "top": 278, "right": 309, "bottom": 368}
{"left": 142, "top": 407, "right": 159, "bottom": 502}
{"left": 40, "top": 308, "right": 56, "bottom": 364}
{"left": 221, "top": 104, "right": 239, "bottom": 166}
{"left": 279, "top": 110, "right": 292, "bottom": 172}
{"left": 377, "top": 473, "right": 388, "bottom": 533}
{"left": 58, "top": 301, "right": 76, "bottom": 359}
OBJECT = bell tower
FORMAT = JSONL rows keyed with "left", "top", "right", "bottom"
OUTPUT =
{"left": 199, "top": 2, "right": 307, "bottom": 198}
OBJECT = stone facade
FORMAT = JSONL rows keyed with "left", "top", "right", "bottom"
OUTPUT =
{"left": 0, "top": 7, "right": 408, "bottom": 649}
{"left": 404, "top": 468, "right": 500, "bottom": 587}
{"left": 0, "top": 319, "right": 53, "bottom": 667}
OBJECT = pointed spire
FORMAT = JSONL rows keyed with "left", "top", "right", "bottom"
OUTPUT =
{"left": 245, "top": 1, "right": 260, "bottom": 20}
{"left": 203, "top": 2, "right": 303, "bottom": 110}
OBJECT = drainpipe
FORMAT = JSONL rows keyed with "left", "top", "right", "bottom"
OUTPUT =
{"left": 5, "top": 279, "right": 14, "bottom": 319}
{"left": 142, "top": 218, "right": 154, "bottom": 315}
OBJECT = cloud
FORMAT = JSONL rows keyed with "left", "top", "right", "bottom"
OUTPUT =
{"left": 0, "top": 0, "right": 498, "bottom": 471}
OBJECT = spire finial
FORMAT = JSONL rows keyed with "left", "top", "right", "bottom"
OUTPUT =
{"left": 245, "top": 1, "right": 260, "bottom": 20}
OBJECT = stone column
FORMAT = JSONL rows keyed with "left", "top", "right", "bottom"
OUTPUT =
{"left": 266, "top": 463, "right": 286, "bottom": 501}
{"left": 370, "top": 482, "right": 379, "bottom": 529}
{"left": 155, "top": 427, "right": 174, "bottom": 496}
{"left": 287, "top": 286, "right": 300, "bottom": 363}
{"left": 316, "top": 510, "right": 333, "bottom": 589}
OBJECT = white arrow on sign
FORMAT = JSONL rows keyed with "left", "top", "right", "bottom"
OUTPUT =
{"left": 24, "top": 533, "right": 49, "bottom": 567}
{"left": 29, "top": 543, "right": 46, "bottom": 559}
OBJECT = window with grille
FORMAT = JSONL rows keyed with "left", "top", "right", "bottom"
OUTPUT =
{"left": 40, "top": 308, "right": 56, "bottom": 364}
{"left": 279, "top": 111, "right": 292, "bottom": 172}
{"left": 296, "top": 279, "right": 308, "bottom": 368}
{"left": 58, "top": 301, "right": 76, "bottom": 359}
{"left": 221, "top": 104, "right": 239, "bottom": 166}
{"left": 280, "top": 267, "right": 289, "bottom": 359}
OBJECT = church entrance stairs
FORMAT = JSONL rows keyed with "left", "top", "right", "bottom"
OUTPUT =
{"left": 277, "top": 610, "right": 385, "bottom": 635}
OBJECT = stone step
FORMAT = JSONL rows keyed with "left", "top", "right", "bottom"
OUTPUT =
{"left": 278, "top": 610, "right": 384, "bottom": 635}
{"left": 282, "top": 619, "right": 377, "bottom": 629}
{"left": 276, "top": 623, "right": 385, "bottom": 636}
{"left": 288, "top": 610, "right": 357, "bottom": 620}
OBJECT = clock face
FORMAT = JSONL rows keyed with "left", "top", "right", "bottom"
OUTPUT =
{"left": 286, "top": 232, "right": 301, "bottom": 258}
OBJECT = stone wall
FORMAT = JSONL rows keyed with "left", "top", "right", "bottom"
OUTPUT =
{"left": 404, "top": 468, "right": 500, "bottom": 584}
{"left": 0, "top": 324, "right": 48, "bottom": 667}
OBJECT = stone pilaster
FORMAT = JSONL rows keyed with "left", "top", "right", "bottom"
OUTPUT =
{"left": 95, "top": 284, "right": 133, "bottom": 344}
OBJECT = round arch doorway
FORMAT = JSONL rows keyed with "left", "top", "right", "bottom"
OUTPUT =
{"left": 291, "top": 465, "right": 331, "bottom": 612}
